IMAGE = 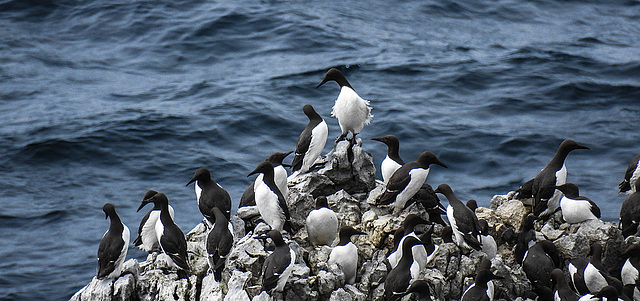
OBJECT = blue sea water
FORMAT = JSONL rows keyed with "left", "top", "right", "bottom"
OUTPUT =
{"left": 0, "top": 0, "right": 639, "bottom": 299}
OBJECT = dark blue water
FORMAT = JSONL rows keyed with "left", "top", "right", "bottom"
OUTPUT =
{"left": 1, "top": 0, "right": 639, "bottom": 299}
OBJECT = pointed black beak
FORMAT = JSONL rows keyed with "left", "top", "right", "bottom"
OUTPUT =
{"left": 435, "top": 159, "right": 448, "bottom": 169}
{"left": 371, "top": 137, "right": 383, "bottom": 142}
{"left": 247, "top": 168, "right": 260, "bottom": 177}
{"left": 137, "top": 198, "right": 152, "bottom": 212}
{"left": 316, "top": 78, "right": 329, "bottom": 88}
{"left": 186, "top": 177, "right": 197, "bottom": 187}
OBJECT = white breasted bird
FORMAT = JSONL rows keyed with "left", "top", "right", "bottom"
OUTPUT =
{"left": 435, "top": 183, "right": 482, "bottom": 251}
{"left": 328, "top": 226, "right": 366, "bottom": 285}
{"left": 372, "top": 135, "right": 405, "bottom": 184}
{"left": 134, "top": 190, "right": 175, "bottom": 253}
{"left": 290, "top": 104, "right": 328, "bottom": 174}
{"left": 249, "top": 161, "right": 292, "bottom": 233}
{"left": 555, "top": 183, "right": 601, "bottom": 224}
{"left": 306, "top": 196, "right": 338, "bottom": 246}
{"left": 317, "top": 68, "right": 372, "bottom": 143}
{"left": 261, "top": 230, "right": 296, "bottom": 293}
{"left": 620, "top": 153, "right": 640, "bottom": 194}
{"left": 186, "top": 167, "right": 232, "bottom": 225}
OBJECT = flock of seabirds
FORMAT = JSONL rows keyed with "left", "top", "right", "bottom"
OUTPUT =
{"left": 93, "top": 68, "right": 640, "bottom": 301}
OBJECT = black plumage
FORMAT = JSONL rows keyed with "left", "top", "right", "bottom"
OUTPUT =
{"left": 187, "top": 167, "right": 232, "bottom": 223}
{"left": 522, "top": 240, "right": 560, "bottom": 289}
{"left": 206, "top": 207, "right": 234, "bottom": 281}
{"left": 384, "top": 236, "right": 424, "bottom": 301}
{"left": 97, "top": 203, "right": 129, "bottom": 279}
{"left": 261, "top": 230, "right": 294, "bottom": 293}
{"left": 620, "top": 153, "right": 640, "bottom": 193}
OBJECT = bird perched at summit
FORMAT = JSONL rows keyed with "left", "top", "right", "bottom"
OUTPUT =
{"left": 435, "top": 183, "right": 482, "bottom": 251}
{"left": 372, "top": 135, "right": 404, "bottom": 185}
{"left": 555, "top": 183, "right": 601, "bottom": 224}
{"left": 516, "top": 139, "right": 589, "bottom": 217}
{"left": 186, "top": 167, "right": 232, "bottom": 225}
{"left": 97, "top": 203, "right": 130, "bottom": 280}
{"left": 378, "top": 151, "right": 447, "bottom": 210}
{"left": 317, "top": 68, "right": 372, "bottom": 143}
{"left": 139, "top": 192, "right": 189, "bottom": 273}
{"left": 248, "top": 161, "right": 293, "bottom": 233}
{"left": 240, "top": 151, "right": 293, "bottom": 208}
{"left": 134, "top": 190, "right": 175, "bottom": 253}
{"left": 619, "top": 153, "right": 640, "bottom": 194}
{"left": 290, "top": 104, "right": 328, "bottom": 174}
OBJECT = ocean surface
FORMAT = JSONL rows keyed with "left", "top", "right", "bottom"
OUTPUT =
{"left": 1, "top": 0, "right": 639, "bottom": 299}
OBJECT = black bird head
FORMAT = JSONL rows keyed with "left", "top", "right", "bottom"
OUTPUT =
{"left": 371, "top": 135, "right": 399, "bottom": 148}
{"left": 266, "top": 151, "right": 293, "bottom": 167}
{"left": 622, "top": 243, "right": 640, "bottom": 258}
{"left": 416, "top": 151, "right": 447, "bottom": 169}
{"left": 138, "top": 192, "right": 169, "bottom": 211}
{"left": 558, "top": 139, "right": 590, "bottom": 152}
{"left": 137, "top": 190, "right": 159, "bottom": 212}
{"left": 554, "top": 183, "right": 580, "bottom": 199}
{"left": 186, "top": 167, "right": 211, "bottom": 186}
{"left": 402, "top": 214, "right": 430, "bottom": 231}
{"left": 315, "top": 196, "right": 330, "bottom": 209}
{"left": 103, "top": 203, "right": 116, "bottom": 220}
{"left": 338, "top": 226, "right": 366, "bottom": 243}
{"left": 316, "top": 68, "right": 352, "bottom": 89}
{"left": 248, "top": 161, "right": 274, "bottom": 178}
{"left": 302, "top": 104, "right": 321, "bottom": 120}
{"left": 406, "top": 280, "right": 431, "bottom": 298}
{"left": 466, "top": 199, "right": 478, "bottom": 211}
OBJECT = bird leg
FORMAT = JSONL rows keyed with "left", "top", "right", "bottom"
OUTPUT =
{"left": 335, "top": 132, "right": 347, "bottom": 143}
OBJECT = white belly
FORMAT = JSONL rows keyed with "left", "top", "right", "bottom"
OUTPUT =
{"left": 274, "top": 165, "right": 289, "bottom": 199}
{"left": 622, "top": 259, "right": 639, "bottom": 286}
{"left": 306, "top": 207, "right": 338, "bottom": 246}
{"left": 447, "top": 205, "right": 466, "bottom": 248}
{"left": 141, "top": 207, "right": 175, "bottom": 252}
{"left": 556, "top": 164, "right": 567, "bottom": 186}
{"left": 195, "top": 183, "right": 202, "bottom": 205}
{"left": 632, "top": 164, "right": 640, "bottom": 193}
{"left": 301, "top": 121, "right": 328, "bottom": 173}
{"left": 584, "top": 263, "right": 608, "bottom": 293}
{"left": 394, "top": 168, "right": 429, "bottom": 209}
{"left": 331, "top": 87, "right": 372, "bottom": 135}
{"left": 329, "top": 242, "right": 359, "bottom": 284}
{"left": 254, "top": 181, "right": 285, "bottom": 231}
{"left": 560, "top": 197, "right": 597, "bottom": 224}
{"left": 381, "top": 155, "right": 402, "bottom": 184}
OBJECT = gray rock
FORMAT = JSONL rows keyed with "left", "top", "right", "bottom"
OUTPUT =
{"left": 223, "top": 270, "right": 251, "bottom": 301}
{"left": 70, "top": 278, "right": 114, "bottom": 301}
{"left": 113, "top": 274, "right": 136, "bottom": 301}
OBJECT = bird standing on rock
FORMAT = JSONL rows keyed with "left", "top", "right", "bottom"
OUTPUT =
{"left": 555, "top": 183, "right": 601, "bottom": 224}
{"left": 387, "top": 214, "right": 429, "bottom": 273}
{"left": 206, "top": 207, "right": 234, "bottom": 281}
{"left": 186, "top": 167, "right": 232, "bottom": 225}
{"left": 249, "top": 161, "right": 292, "bottom": 233}
{"left": 241, "top": 151, "right": 293, "bottom": 208}
{"left": 372, "top": 135, "right": 404, "bottom": 184}
{"left": 317, "top": 68, "right": 372, "bottom": 143}
{"left": 518, "top": 139, "right": 589, "bottom": 217}
{"left": 290, "top": 104, "right": 328, "bottom": 174}
{"left": 261, "top": 230, "right": 295, "bottom": 294}
{"left": 620, "top": 153, "right": 640, "bottom": 194}
{"left": 384, "top": 236, "right": 425, "bottom": 301}
{"left": 378, "top": 151, "right": 447, "bottom": 210}
{"left": 522, "top": 240, "right": 559, "bottom": 289}
{"left": 306, "top": 196, "right": 338, "bottom": 246}
{"left": 435, "top": 183, "right": 482, "bottom": 250}
{"left": 328, "top": 226, "right": 366, "bottom": 284}
{"left": 460, "top": 269, "right": 504, "bottom": 301}
{"left": 134, "top": 190, "right": 174, "bottom": 253}
{"left": 139, "top": 192, "right": 189, "bottom": 272}
{"left": 97, "top": 203, "right": 130, "bottom": 280}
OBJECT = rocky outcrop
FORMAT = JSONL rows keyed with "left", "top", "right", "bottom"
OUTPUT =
{"left": 72, "top": 139, "right": 628, "bottom": 301}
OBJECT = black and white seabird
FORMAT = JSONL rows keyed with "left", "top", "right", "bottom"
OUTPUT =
{"left": 418, "top": 226, "right": 439, "bottom": 266}
{"left": 568, "top": 256, "right": 591, "bottom": 295}
{"left": 241, "top": 151, "right": 294, "bottom": 208}
{"left": 306, "top": 196, "right": 338, "bottom": 246}
{"left": 525, "top": 139, "right": 589, "bottom": 216}
{"left": 405, "top": 280, "right": 432, "bottom": 301}
{"left": 206, "top": 207, "right": 234, "bottom": 281}
{"left": 290, "top": 104, "right": 328, "bottom": 174}
{"left": 478, "top": 219, "right": 497, "bottom": 259}
{"left": 134, "top": 190, "right": 175, "bottom": 253}
{"left": 139, "top": 192, "right": 189, "bottom": 272}
{"left": 384, "top": 236, "right": 425, "bottom": 301}
{"left": 403, "top": 183, "right": 448, "bottom": 226}
{"left": 97, "top": 203, "right": 130, "bottom": 279}
{"left": 582, "top": 243, "right": 611, "bottom": 294}
{"left": 317, "top": 68, "right": 373, "bottom": 143}
{"left": 620, "top": 154, "right": 640, "bottom": 194}
{"left": 387, "top": 214, "right": 429, "bottom": 272}
{"left": 550, "top": 268, "right": 580, "bottom": 301}
{"left": 378, "top": 151, "right": 447, "bottom": 210}
{"left": 186, "top": 167, "right": 232, "bottom": 224}
{"left": 555, "top": 183, "right": 601, "bottom": 224}
{"left": 620, "top": 180, "right": 640, "bottom": 238}
{"left": 522, "top": 240, "right": 560, "bottom": 289}
{"left": 460, "top": 269, "right": 504, "bottom": 301}
{"left": 435, "top": 183, "right": 482, "bottom": 251}
{"left": 261, "top": 230, "right": 296, "bottom": 293}
{"left": 248, "top": 161, "right": 292, "bottom": 233}
{"left": 328, "top": 226, "right": 366, "bottom": 284}
{"left": 372, "top": 135, "right": 405, "bottom": 184}
{"left": 621, "top": 244, "right": 640, "bottom": 300}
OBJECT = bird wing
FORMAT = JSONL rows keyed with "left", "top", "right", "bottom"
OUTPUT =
{"left": 378, "top": 165, "right": 413, "bottom": 205}
{"left": 134, "top": 209, "right": 153, "bottom": 247}
{"left": 97, "top": 231, "right": 125, "bottom": 278}
{"left": 161, "top": 226, "right": 189, "bottom": 270}
{"left": 262, "top": 248, "right": 290, "bottom": 292}
{"left": 291, "top": 125, "right": 314, "bottom": 171}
